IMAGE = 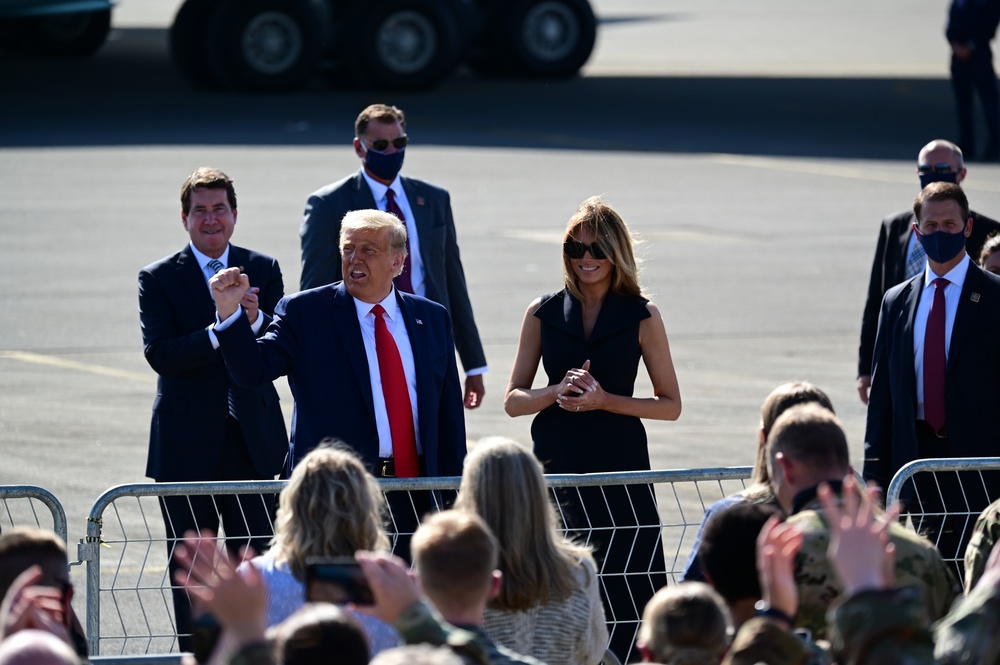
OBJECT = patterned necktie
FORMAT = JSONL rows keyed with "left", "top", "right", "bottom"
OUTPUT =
{"left": 206, "top": 259, "right": 225, "bottom": 276}
{"left": 371, "top": 304, "right": 419, "bottom": 477}
{"left": 384, "top": 189, "right": 413, "bottom": 293}
{"left": 905, "top": 235, "right": 927, "bottom": 280}
{"left": 923, "top": 277, "right": 948, "bottom": 432}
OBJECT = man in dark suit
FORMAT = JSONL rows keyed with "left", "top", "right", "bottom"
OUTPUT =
{"left": 138, "top": 167, "right": 288, "bottom": 648}
{"left": 864, "top": 182, "right": 1000, "bottom": 574}
{"left": 212, "top": 209, "right": 466, "bottom": 477}
{"left": 858, "top": 139, "right": 1000, "bottom": 404}
{"left": 299, "top": 103, "right": 487, "bottom": 410}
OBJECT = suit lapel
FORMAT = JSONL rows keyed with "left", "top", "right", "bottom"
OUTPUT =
{"left": 400, "top": 176, "right": 430, "bottom": 265}
{"left": 177, "top": 245, "right": 216, "bottom": 322}
{"left": 353, "top": 170, "right": 378, "bottom": 210}
{"left": 893, "top": 214, "right": 915, "bottom": 283}
{"left": 900, "top": 276, "right": 922, "bottom": 394}
{"left": 948, "top": 265, "right": 984, "bottom": 374}
{"left": 396, "top": 291, "right": 431, "bottom": 447}
{"left": 329, "top": 284, "right": 377, "bottom": 421}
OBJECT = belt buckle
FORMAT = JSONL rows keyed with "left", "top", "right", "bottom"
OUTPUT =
{"left": 381, "top": 458, "right": 395, "bottom": 478}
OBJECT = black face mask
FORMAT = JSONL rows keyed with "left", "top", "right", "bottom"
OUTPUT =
{"left": 918, "top": 170, "right": 959, "bottom": 189}
{"left": 363, "top": 146, "right": 405, "bottom": 182}
{"left": 915, "top": 224, "right": 969, "bottom": 263}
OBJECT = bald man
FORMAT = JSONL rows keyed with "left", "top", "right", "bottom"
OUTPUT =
{"left": 857, "top": 139, "right": 1000, "bottom": 403}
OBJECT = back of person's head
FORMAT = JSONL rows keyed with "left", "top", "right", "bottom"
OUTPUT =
{"left": 766, "top": 404, "right": 850, "bottom": 499}
{"left": 637, "top": 582, "right": 731, "bottom": 665}
{"left": 270, "top": 603, "right": 369, "bottom": 665}
{"left": 698, "top": 502, "right": 781, "bottom": 604}
{"left": 749, "top": 382, "right": 835, "bottom": 487}
{"left": 411, "top": 510, "right": 498, "bottom": 616}
{"left": 454, "top": 437, "right": 590, "bottom": 610}
{"left": 0, "top": 630, "right": 80, "bottom": 665}
{"left": 273, "top": 440, "right": 390, "bottom": 579}
{"left": 0, "top": 527, "right": 69, "bottom": 601}
{"left": 370, "top": 645, "right": 464, "bottom": 665}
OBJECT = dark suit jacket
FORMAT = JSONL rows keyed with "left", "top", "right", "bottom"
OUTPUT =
{"left": 215, "top": 282, "right": 467, "bottom": 476}
{"left": 858, "top": 208, "right": 1000, "bottom": 376}
{"left": 138, "top": 244, "right": 288, "bottom": 482}
{"left": 862, "top": 261, "right": 1000, "bottom": 489}
{"left": 299, "top": 170, "right": 487, "bottom": 371}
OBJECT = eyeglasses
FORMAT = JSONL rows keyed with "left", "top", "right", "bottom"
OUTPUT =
{"left": 563, "top": 240, "right": 608, "bottom": 260}
{"left": 917, "top": 162, "right": 956, "bottom": 174}
{"left": 364, "top": 135, "right": 408, "bottom": 152}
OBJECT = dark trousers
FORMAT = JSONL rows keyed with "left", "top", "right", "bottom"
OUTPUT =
{"left": 378, "top": 456, "right": 447, "bottom": 563}
{"left": 557, "top": 484, "right": 668, "bottom": 663}
{"left": 951, "top": 46, "right": 1000, "bottom": 158}
{"left": 160, "top": 417, "right": 275, "bottom": 652}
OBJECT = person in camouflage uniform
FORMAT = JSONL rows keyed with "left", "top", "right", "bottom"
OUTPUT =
{"left": 765, "top": 403, "right": 959, "bottom": 641}
{"left": 964, "top": 498, "right": 1000, "bottom": 594}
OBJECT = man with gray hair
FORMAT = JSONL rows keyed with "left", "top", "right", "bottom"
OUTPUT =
{"left": 212, "top": 209, "right": 466, "bottom": 478}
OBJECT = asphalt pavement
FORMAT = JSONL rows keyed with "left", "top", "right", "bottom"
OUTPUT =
{"left": 3, "top": 0, "right": 1000, "bottom": 651}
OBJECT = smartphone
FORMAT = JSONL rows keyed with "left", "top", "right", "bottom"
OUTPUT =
{"left": 304, "top": 557, "right": 374, "bottom": 605}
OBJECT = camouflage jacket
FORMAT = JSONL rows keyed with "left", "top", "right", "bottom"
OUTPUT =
{"left": 788, "top": 488, "right": 959, "bottom": 641}
{"left": 935, "top": 565, "right": 1000, "bottom": 663}
{"left": 828, "top": 586, "right": 934, "bottom": 665}
{"left": 964, "top": 499, "right": 1000, "bottom": 594}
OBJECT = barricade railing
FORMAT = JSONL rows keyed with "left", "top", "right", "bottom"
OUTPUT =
{"left": 0, "top": 484, "right": 68, "bottom": 543}
{"left": 80, "top": 468, "right": 753, "bottom": 660}
{"left": 886, "top": 457, "right": 1000, "bottom": 579}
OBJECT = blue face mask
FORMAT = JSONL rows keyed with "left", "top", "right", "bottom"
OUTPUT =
{"left": 363, "top": 146, "right": 405, "bottom": 182}
{"left": 918, "top": 170, "right": 958, "bottom": 189}
{"left": 915, "top": 224, "right": 969, "bottom": 263}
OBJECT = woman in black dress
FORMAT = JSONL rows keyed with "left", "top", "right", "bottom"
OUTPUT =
{"left": 504, "top": 196, "right": 681, "bottom": 661}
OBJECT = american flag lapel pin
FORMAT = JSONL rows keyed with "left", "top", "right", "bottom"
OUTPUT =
{"left": 971, "top": 292, "right": 981, "bottom": 303}
{"left": 416, "top": 197, "right": 425, "bottom": 206}
{"left": 415, "top": 318, "right": 423, "bottom": 325}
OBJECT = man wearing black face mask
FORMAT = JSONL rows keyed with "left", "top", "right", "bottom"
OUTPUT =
{"left": 856, "top": 139, "right": 1000, "bottom": 405}
{"left": 864, "top": 182, "right": 1000, "bottom": 576}
{"left": 299, "top": 103, "right": 488, "bottom": 410}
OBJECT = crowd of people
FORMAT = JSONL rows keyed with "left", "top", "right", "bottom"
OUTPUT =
{"left": 7, "top": 99, "right": 1000, "bottom": 663}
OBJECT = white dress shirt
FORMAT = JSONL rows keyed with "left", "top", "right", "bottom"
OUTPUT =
{"left": 913, "top": 254, "right": 970, "bottom": 418}
{"left": 361, "top": 171, "right": 425, "bottom": 297}
{"left": 353, "top": 289, "right": 421, "bottom": 458}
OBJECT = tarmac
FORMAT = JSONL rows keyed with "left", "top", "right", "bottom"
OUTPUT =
{"left": 2, "top": 0, "right": 1000, "bottom": 650}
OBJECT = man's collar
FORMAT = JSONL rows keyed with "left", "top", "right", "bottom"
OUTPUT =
{"left": 361, "top": 169, "right": 401, "bottom": 200}
{"left": 188, "top": 242, "right": 229, "bottom": 269}
{"left": 790, "top": 479, "right": 844, "bottom": 515}
{"left": 924, "top": 252, "right": 970, "bottom": 287}
{"left": 352, "top": 287, "right": 399, "bottom": 320}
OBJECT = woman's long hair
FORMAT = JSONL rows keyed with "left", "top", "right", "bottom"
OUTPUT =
{"left": 271, "top": 441, "right": 389, "bottom": 580}
{"left": 454, "top": 438, "right": 593, "bottom": 610}
{"left": 562, "top": 196, "right": 642, "bottom": 301}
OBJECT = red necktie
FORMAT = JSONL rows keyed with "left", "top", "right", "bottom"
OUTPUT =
{"left": 923, "top": 277, "right": 948, "bottom": 433}
{"left": 384, "top": 189, "right": 413, "bottom": 294}
{"left": 371, "top": 304, "right": 419, "bottom": 477}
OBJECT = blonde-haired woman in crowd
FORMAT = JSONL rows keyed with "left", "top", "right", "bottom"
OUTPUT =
{"left": 680, "top": 382, "right": 834, "bottom": 582}
{"left": 455, "top": 438, "right": 608, "bottom": 665}
{"left": 243, "top": 440, "right": 401, "bottom": 656}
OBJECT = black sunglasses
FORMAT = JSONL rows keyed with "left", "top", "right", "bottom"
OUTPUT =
{"left": 917, "top": 162, "right": 955, "bottom": 174}
{"left": 563, "top": 240, "right": 608, "bottom": 260}
{"left": 366, "top": 136, "right": 408, "bottom": 151}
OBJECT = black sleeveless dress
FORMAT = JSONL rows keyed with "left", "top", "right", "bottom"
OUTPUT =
{"left": 530, "top": 288, "right": 668, "bottom": 662}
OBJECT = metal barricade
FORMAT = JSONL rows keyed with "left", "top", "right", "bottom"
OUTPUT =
{"left": 886, "top": 457, "right": 1000, "bottom": 578}
{"left": 0, "top": 485, "right": 68, "bottom": 543}
{"left": 80, "top": 468, "right": 752, "bottom": 659}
